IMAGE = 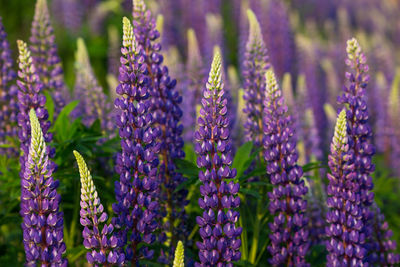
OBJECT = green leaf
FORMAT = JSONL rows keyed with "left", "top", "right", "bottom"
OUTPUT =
{"left": 232, "top": 141, "right": 254, "bottom": 179}
{"left": 302, "top": 161, "right": 325, "bottom": 173}
{"left": 53, "top": 100, "right": 79, "bottom": 142}
{"left": 44, "top": 91, "right": 54, "bottom": 123}
{"left": 240, "top": 188, "right": 261, "bottom": 199}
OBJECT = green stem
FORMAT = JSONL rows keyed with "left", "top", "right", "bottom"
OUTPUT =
{"left": 239, "top": 200, "right": 248, "bottom": 261}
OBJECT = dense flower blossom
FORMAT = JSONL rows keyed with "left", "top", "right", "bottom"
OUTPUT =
{"left": 338, "top": 38, "right": 399, "bottom": 265}
{"left": 0, "top": 17, "right": 18, "bottom": 155}
{"left": 20, "top": 109, "right": 66, "bottom": 266}
{"left": 263, "top": 69, "right": 309, "bottom": 266}
{"left": 194, "top": 51, "right": 242, "bottom": 266}
{"left": 74, "top": 150, "right": 125, "bottom": 266}
{"left": 182, "top": 28, "right": 207, "bottom": 142}
{"left": 30, "top": 0, "right": 69, "bottom": 116}
{"left": 325, "top": 109, "right": 366, "bottom": 266}
{"left": 111, "top": 17, "right": 160, "bottom": 264}
{"left": 173, "top": 240, "right": 184, "bottom": 267}
{"left": 131, "top": 0, "right": 188, "bottom": 261}
{"left": 242, "top": 9, "right": 270, "bottom": 148}
{"left": 16, "top": 40, "right": 55, "bottom": 183}
{"left": 71, "top": 38, "right": 113, "bottom": 135}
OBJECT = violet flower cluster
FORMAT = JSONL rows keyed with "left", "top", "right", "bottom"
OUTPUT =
{"left": 20, "top": 109, "right": 66, "bottom": 266}
{"left": 30, "top": 0, "right": 69, "bottom": 116}
{"left": 16, "top": 40, "right": 55, "bottom": 184}
{"left": 131, "top": 0, "right": 188, "bottom": 261}
{"left": 74, "top": 150, "right": 125, "bottom": 266}
{"left": 194, "top": 51, "right": 242, "bottom": 266}
{"left": 182, "top": 28, "right": 207, "bottom": 142}
{"left": 0, "top": 17, "right": 18, "bottom": 155}
{"left": 242, "top": 9, "right": 270, "bottom": 148}
{"left": 263, "top": 69, "right": 309, "bottom": 266}
{"left": 111, "top": 17, "right": 160, "bottom": 264}
{"left": 338, "top": 38, "right": 399, "bottom": 265}
{"left": 72, "top": 38, "right": 113, "bottom": 135}
{"left": 325, "top": 109, "right": 367, "bottom": 266}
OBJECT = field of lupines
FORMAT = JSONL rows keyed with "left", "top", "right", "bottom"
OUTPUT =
{"left": 1, "top": 0, "right": 400, "bottom": 266}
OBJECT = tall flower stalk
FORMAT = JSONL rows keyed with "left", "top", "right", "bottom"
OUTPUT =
{"left": 30, "top": 0, "right": 69, "bottom": 116}
{"left": 111, "top": 17, "right": 160, "bottom": 265}
{"left": 71, "top": 38, "right": 113, "bottom": 135}
{"left": 194, "top": 51, "right": 242, "bottom": 266}
{"left": 16, "top": 40, "right": 55, "bottom": 184}
{"left": 0, "top": 17, "right": 18, "bottom": 155}
{"left": 74, "top": 150, "right": 125, "bottom": 266}
{"left": 131, "top": 0, "right": 188, "bottom": 259}
{"left": 20, "top": 109, "right": 66, "bottom": 266}
{"left": 242, "top": 9, "right": 270, "bottom": 148}
{"left": 325, "top": 109, "right": 366, "bottom": 266}
{"left": 263, "top": 69, "right": 309, "bottom": 266}
{"left": 338, "top": 38, "right": 399, "bottom": 265}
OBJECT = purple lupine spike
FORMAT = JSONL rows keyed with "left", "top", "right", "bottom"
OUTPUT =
{"left": 370, "top": 204, "right": 400, "bottom": 265}
{"left": 0, "top": 17, "right": 18, "bottom": 155}
{"left": 131, "top": 1, "right": 189, "bottom": 262}
{"left": 182, "top": 28, "right": 207, "bottom": 142}
{"left": 21, "top": 109, "right": 67, "bottom": 266}
{"left": 71, "top": 38, "right": 113, "bottom": 136}
{"left": 263, "top": 69, "right": 309, "bottom": 266}
{"left": 242, "top": 9, "right": 270, "bottom": 148}
{"left": 194, "top": 50, "right": 242, "bottom": 267}
{"left": 111, "top": 17, "right": 160, "bottom": 265}
{"left": 325, "top": 109, "right": 366, "bottom": 266}
{"left": 30, "top": 0, "right": 69, "bottom": 116}
{"left": 264, "top": 0, "right": 296, "bottom": 80}
{"left": 16, "top": 40, "right": 55, "bottom": 181}
{"left": 74, "top": 151, "right": 125, "bottom": 266}
{"left": 338, "top": 38, "right": 399, "bottom": 265}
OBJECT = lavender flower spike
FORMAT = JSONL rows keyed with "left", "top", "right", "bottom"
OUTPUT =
{"left": 194, "top": 51, "right": 242, "bottom": 266}
{"left": 243, "top": 9, "right": 270, "bottom": 148}
{"left": 132, "top": 1, "right": 188, "bottom": 261}
{"left": 71, "top": 38, "right": 113, "bottom": 135}
{"left": 30, "top": 0, "right": 69, "bottom": 115}
{"left": 21, "top": 109, "right": 66, "bottom": 266}
{"left": 0, "top": 17, "right": 18, "bottom": 155}
{"left": 263, "top": 69, "right": 309, "bottom": 266}
{"left": 16, "top": 40, "right": 55, "bottom": 182}
{"left": 111, "top": 17, "right": 160, "bottom": 264}
{"left": 325, "top": 109, "right": 366, "bottom": 266}
{"left": 339, "top": 37, "right": 399, "bottom": 265}
{"left": 73, "top": 150, "right": 125, "bottom": 266}
{"left": 173, "top": 241, "right": 184, "bottom": 267}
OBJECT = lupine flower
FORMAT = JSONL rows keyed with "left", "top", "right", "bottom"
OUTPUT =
{"left": 71, "top": 38, "right": 113, "bottom": 135}
{"left": 73, "top": 150, "right": 125, "bottom": 266}
{"left": 370, "top": 204, "right": 400, "bottom": 265}
{"left": 16, "top": 40, "right": 55, "bottom": 181}
{"left": 173, "top": 240, "right": 184, "bottom": 267}
{"left": 194, "top": 51, "right": 242, "bottom": 266}
{"left": 131, "top": 1, "right": 188, "bottom": 261}
{"left": 263, "top": 69, "right": 309, "bottom": 266}
{"left": 242, "top": 9, "right": 270, "bottom": 148}
{"left": 325, "top": 109, "right": 366, "bottom": 266}
{"left": 0, "top": 17, "right": 18, "bottom": 155}
{"left": 20, "top": 109, "right": 66, "bottom": 266}
{"left": 30, "top": 0, "right": 69, "bottom": 116}
{"left": 111, "top": 17, "right": 160, "bottom": 264}
{"left": 338, "top": 38, "right": 399, "bottom": 265}
{"left": 183, "top": 28, "right": 206, "bottom": 142}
